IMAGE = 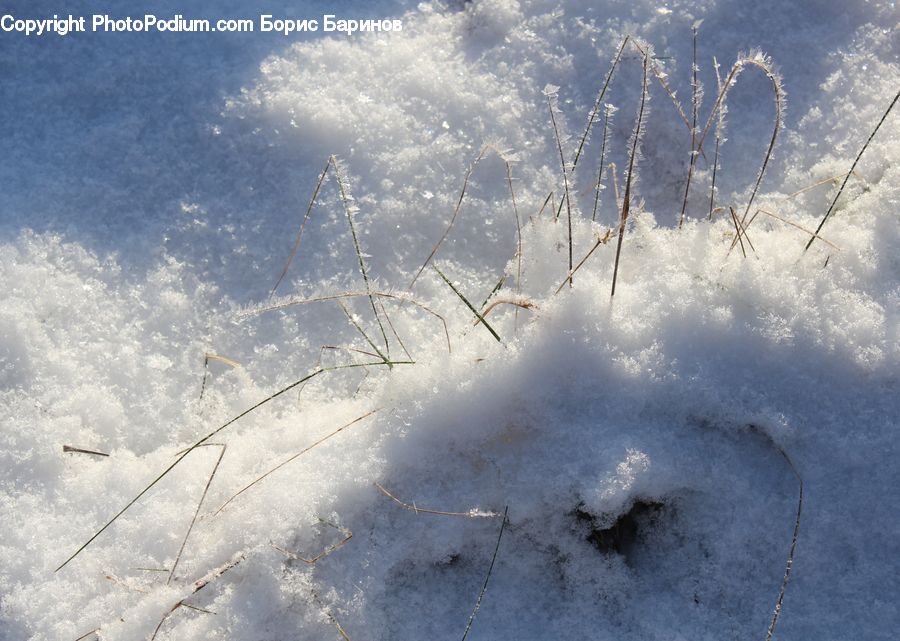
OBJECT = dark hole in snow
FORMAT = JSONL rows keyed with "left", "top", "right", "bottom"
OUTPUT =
{"left": 575, "top": 500, "right": 666, "bottom": 561}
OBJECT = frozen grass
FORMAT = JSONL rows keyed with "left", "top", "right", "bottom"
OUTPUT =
{"left": 1, "top": 2, "right": 899, "bottom": 640}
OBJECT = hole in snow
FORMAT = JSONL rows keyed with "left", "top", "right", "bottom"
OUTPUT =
{"left": 575, "top": 499, "right": 667, "bottom": 564}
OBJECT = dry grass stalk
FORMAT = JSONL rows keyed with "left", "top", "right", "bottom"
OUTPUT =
{"left": 750, "top": 208, "right": 842, "bottom": 250}
{"left": 215, "top": 409, "right": 380, "bottom": 515}
{"left": 331, "top": 156, "right": 390, "bottom": 356}
{"left": 805, "top": 88, "right": 899, "bottom": 252}
{"left": 460, "top": 506, "right": 509, "bottom": 641}
{"left": 434, "top": 267, "right": 502, "bottom": 343}
{"left": 573, "top": 36, "right": 630, "bottom": 168}
{"left": 555, "top": 228, "right": 616, "bottom": 295}
{"left": 630, "top": 39, "right": 692, "bottom": 138}
{"left": 611, "top": 50, "right": 650, "bottom": 297}
{"left": 545, "top": 84, "right": 575, "bottom": 287}
{"left": 506, "top": 161, "right": 524, "bottom": 332}
{"left": 591, "top": 105, "right": 616, "bottom": 222}
{"left": 409, "top": 146, "right": 489, "bottom": 287}
{"left": 199, "top": 353, "right": 241, "bottom": 403}
{"left": 477, "top": 299, "right": 537, "bottom": 325}
{"left": 784, "top": 171, "right": 860, "bottom": 200}
{"left": 150, "top": 552, "right": 245, "bottom": 640}
{"left": 694, "top": 51, "right": 785, "bottom": 233}
{"left": 62, "top": 445, "right": 109, "bottom": 457}
{"left": 168, "top": 444, "right": 227, "bottom": 585}
{"left": 707, "top": 57, "right": 725, "bottom": 220}
{"left": 533, "top": 191, "right": 554, "bottom": 221}
{"left": 678, "top": 22, "right": 704, "bottom": 228}
{"left": 245, "top": 291, "right": 451, "bottom": 354}
{"left": 271, "top": 518, "right": 353, "bottom": 565}
{"left": 375, "top": 482, "right": 500, "bottom": 518}
{"left": 338, "top": 300, "right": 391, "bottom": 367}
{"left": 271, "top": 159, "right": 331, "bottom": 298}
{"left": 56, "top": 362, "right": 406, "bottom": 573}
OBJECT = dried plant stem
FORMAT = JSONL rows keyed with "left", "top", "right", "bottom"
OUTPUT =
{"left": 591, "top": 107, "right": 615, "bottom": 223}
{"left": 375, "top": 482, "right": 499, "bottom": 518}
{"left": 805, "top": 88, "right": 899, "bottom": 252}
{"left": 410, "top": 146, "right": 489, "bottom": 287}
{"left": 480, "top": 276, "right": 507, "bottom": 311}
{"left": 708, "top": 57, "right": 725, "bottom": 220}
{"left": 56, "top": 362, "right": 406, "bottom": 573}
{"left": 534, "top": 191, "right": 554, "bottom": 221}
{"left": 573, "top": 36, "right": 629, "bottom": 168}
{"left": 250, "top": 291, "right": 451, "bottom": 354}
{"left": 434, "top": 267, "right": 502, "bottom": 342}
{"left": 271, "top": 159, "right": 330, "bottom": 297}
{"left": 460, "top": 506, "right": 509, "bottom": 641}
{"left": 378, "top": 299, "right": 413, "bottom": 361}
{"left": 478, "top": 299, "right": 537, "bottom": 324}
{"left": 331, "top": 155, "right": 390, "bottom": 356}
{"left": 338, "top": 300, "right": 391, "bottom": 367}
{"left": 631, "top": 39, "right": 693, "bottom": 138}
{"left": 271, "top": 518, "right": 353, "bottom": 564}
{"left": 167, "top": 444, "right": 227, "bottom": 585}
{"left": 784, "top": 171, "right": 860, "bottom": 200}
{"left": 62, "top": 445, "right": 109, "bottom": 457}
{"left": 765, "top": 452, "right": 804, "bottom": 641}
{"left": 611, "top": 53, "right": 649, "bottom": 297}
{"left": 215, "top": 409, "right": 379, "bottom": 514}
{"left": 695, "top": 52, "right": 784, "bottom": 232}
{"left": 546, "top": 87, "right": 575, "bottom": 286}
{"left": 506, "top": 161, "right": 523, "bottom": 332}
{"left": 555, "top": 228, "right": 615, "bottom": 295}
{"left": 151, "top": 553, "right": 245, "bottom": 641}
{"left": 678, "top": 23, "right": 702, "bottom": 228}
{"left": 729, "top": 207, "right": 749, "bottom": 258}
{"left": 198, "top": 353, "right": 241, "bottom": 403}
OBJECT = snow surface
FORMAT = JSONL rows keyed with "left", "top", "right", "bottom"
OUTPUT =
{"left": 1, "top": 1, "right": 899, "bottom": 639}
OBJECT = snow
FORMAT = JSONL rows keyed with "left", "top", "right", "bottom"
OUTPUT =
{"left": 1, "top": 1, "right": 899, "bottom": 640}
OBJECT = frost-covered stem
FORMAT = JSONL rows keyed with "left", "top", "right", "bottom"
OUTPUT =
{"left": 460, "top": 506, "right": 509, "bottom": 641}
{"left": 592, "top": 106, "right": 615, "bottom": 223}
{"left": 215, "top": 410, "right": 379, "bottom": 514}
{"left": 630, "top": 39, "right": 692, "bottom": 139}
{"left": 434, "top": 266, "right": 502, "bottom": 342}
{"left": 167, "top": 444, "right": 227, "bottom": 585}
{"left": 708, "top": 57, "right": 725, "bottom": 220}
{"left": 271, "top": 159, "right": 331, "bottom": 297}
{"left": 611, "top": 53, "right": 649, "bottom": 297}
{"left": 55, "top": 361, "right": 406, "bottom": 572}
{"left": 332, "top": 155, "right": 390, "bottom": 356}
{"left": 506, "top": 161, "right": 523, "bottom": 332}
{"left": 547, "top": 88, "right": 574, "bottom": 287}
{"left": 765, "top": 455, "right": 804, "bottom": 641}
{"left": 694, "top": 53, "right": 783, "bottom": 243}
{"left": 410, "top": 146, "right": 488, "bottom": 287}
{"left": 678, "top": 23, "right": 703, "bottom": 228}
{"left": 805, "top": 87, "right": 899, "bottom": 252}
{"left": 573, "top": 35, "right": 629, "bottom": 168}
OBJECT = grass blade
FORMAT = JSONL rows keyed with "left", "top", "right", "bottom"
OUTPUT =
{"left": 271, "top": 159, "right": 331, "bottom": 298}
{"left": 545, "top": 85, "right": 575, "bottom": 287}
{"left": 434, "top": 267, "right": 502, "bottom": 342}
{"left": 804, "top": 88, "right": 899, "bottom": 252}
{"left": 168, "top": 444, "right": 227, "bottom": 585}
{"left": 460, "top": 506, "right": 509, "bottom": 641}
{"left": 331, "top": 155, "right": 390, "bottom": 356}
{"left": 55, "top": 362, "right": 407, "bottom": 572}
{"left": 215, "top": 409, "right": 379, "bottom": 514}
{"left": 611, "top": 51, "right": 650, "bottom": 297}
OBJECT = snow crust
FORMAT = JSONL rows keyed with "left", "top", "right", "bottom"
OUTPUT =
{"left": 1, "top": 1, "right": 898, "bottom": 639}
